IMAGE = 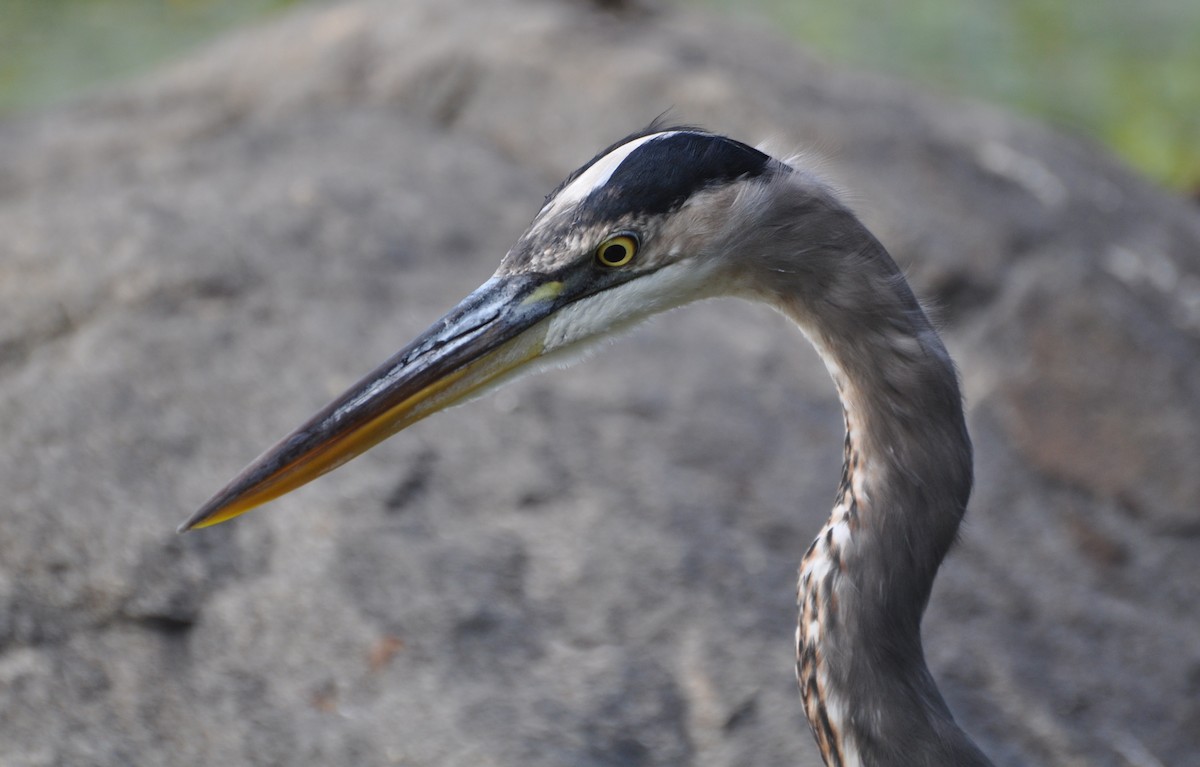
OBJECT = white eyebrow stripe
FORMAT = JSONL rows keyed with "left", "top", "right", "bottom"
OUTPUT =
{"left": 546, "top": 131, "right": 681, "bottom": 213}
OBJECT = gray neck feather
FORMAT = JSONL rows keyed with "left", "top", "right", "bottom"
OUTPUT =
{"left": 735, "top": 177, "right": 992, "bottom": 765}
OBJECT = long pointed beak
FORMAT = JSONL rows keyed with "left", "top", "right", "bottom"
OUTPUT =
{"left": 180, "top": 274, "right": 565, "bottom": 532}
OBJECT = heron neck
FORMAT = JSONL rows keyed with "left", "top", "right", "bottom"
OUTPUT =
{"left": 758, "top": 224, "right": 987, "bottom": 765}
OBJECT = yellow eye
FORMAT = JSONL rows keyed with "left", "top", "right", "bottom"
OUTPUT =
{"left": 595, "top": 234, "right": 638, "bottom": 268}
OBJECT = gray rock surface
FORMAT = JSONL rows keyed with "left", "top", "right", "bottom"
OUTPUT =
{"left": 3, "top": 0, "right": 1199, "bottom": 764}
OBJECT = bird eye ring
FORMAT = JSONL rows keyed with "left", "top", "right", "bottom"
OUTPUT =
{"left": 595, "top": 234, "right": 638, "bottom": 268}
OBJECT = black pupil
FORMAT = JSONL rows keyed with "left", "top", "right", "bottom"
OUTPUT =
{"left": 602, "top": 243, "right": 627, "bottom": 263}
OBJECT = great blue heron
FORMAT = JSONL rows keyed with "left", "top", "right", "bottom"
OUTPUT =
{"left": 182, "top": 127, "right": 993, "bottom": 766}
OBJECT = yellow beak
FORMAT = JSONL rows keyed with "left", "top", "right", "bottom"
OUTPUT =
{"left": 179, "top": 275, "right": 564, "bottom": 531}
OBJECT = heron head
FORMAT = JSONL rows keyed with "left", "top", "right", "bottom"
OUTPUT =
{"left": 181, "top": 129, "right": 788, "bottom": 530}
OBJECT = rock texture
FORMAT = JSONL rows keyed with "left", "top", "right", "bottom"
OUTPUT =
{"left": 2, "top": 0, "right": 1199, "bottom": 765}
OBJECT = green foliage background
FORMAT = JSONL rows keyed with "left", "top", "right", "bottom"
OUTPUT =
{"left": 0, "top": 0, "right": 1196, "bottom": 191}
{"left": 0, "top": 0, "right": 300, "bottom": 109}
{"left": 693, "top": 0, "right": 1200, "bottom": 191}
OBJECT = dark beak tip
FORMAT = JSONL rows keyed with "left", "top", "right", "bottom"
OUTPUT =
{"left": 178, "top": 482, "right": 243, "bottom": 533}
{"left": 177, "top": 504, "right": 213, "bottom": 534}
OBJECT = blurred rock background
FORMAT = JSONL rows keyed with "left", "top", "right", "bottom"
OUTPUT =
{"left": 3, "top": 0, "right": 1198, "bottom": 193}
{"left": 1, "top": 0, "right": 1198, "bottom": 765}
